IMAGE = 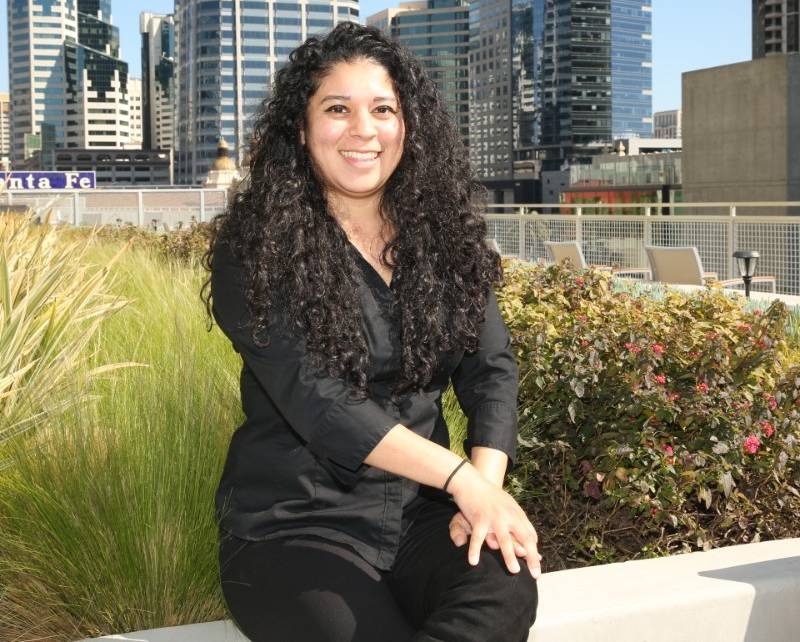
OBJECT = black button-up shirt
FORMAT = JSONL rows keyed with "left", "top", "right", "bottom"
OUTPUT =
{"left": 211, "top": 237, "right": 519, "bottom": 570}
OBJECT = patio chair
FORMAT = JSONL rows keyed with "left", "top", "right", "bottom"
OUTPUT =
{"left": 644, "top": 246, "right": 777, "bottom": 292}
{"left": 544, "top": 241, "right": 650, "bottom": 278}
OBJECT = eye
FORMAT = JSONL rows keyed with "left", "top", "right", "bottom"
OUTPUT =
{"left": 324, "top": 104, "right": 348, "bottom": 114}
{"left": 374, "top": 105, "right": 397, "bottom": 116}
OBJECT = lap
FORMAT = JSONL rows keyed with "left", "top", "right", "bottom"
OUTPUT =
{"left": 219, "top": 501, "right": 537, "bottom": 642}
{"left": 219, "top": 532, "right": 415, "bottom": 642}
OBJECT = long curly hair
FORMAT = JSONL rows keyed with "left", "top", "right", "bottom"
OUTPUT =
{"left": 203, "top": 21, "right": 502, "bottom": 401}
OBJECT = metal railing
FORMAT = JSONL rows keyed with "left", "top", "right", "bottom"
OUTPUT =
{"left": 1, "top": 191, "right": 799, "bottom": 296}
{"left": 0, "top": 188, "right": 229, "bottom": 229}
{"left": 484, "top": 202, "right": 800, "bottom": 297}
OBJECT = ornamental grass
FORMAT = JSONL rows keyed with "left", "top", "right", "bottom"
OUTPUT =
{"left": 0, "top": 237, "right": 239, "bottom": 640}
{"left": 0, "top": 213, "right": 130, "bottom": 454}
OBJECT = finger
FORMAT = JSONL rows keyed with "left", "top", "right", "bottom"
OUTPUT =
{"left": 449, "top": 522, "right": 469, "bottom": 547}
{"left": 496, "top": 531, "right": 521, "bottom": 574}
{"left": 512, "top": 524, "right": 542, "bottom": 578}
{"left": 468, "top": 522, "right": 489, "bottom": 566}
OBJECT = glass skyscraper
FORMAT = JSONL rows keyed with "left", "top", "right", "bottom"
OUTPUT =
{"left": 469, "top": 0, "right": 652, "bottom": 184}
{"left": 174, "top": 0, "right": 359, "bottom": 185}
{"left": 140, "top": 12, "right": 176, "bottom": 152}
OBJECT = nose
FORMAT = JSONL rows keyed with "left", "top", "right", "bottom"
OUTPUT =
{"left": 348, "top": 107, "right": 377, "bottom": 139}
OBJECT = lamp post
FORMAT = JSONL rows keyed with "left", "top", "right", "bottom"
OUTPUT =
{"left": 733, "top": 250, "right": 760, "bottom": 299}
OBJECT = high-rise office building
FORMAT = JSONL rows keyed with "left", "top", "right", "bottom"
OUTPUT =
{"left": 127, "top": 77, "right": 144, "bottom": 148}
{"left": 0, "top": 93, "right": 10, "bottom": 170}
{"left": 7, "top": 0, "right": 130, "bottom": 164}
{"left": 753, "top": 0, "right": 799, "bottom": 57}
{"left": 539, "top": 0, "right": 652, "bottom": 166}
{"left": 174, "top": 0, "right": 360, "bottom": 185}
{"left": 367, "top": 0, "right": 470, "bottom": 147}
{"left": 140, "top": 12, "right": 176, "bottom": 151}
{"left": 654, "top": 109, "right": 681, "bottom": 139}
{"left": 468, "top": 0, "right": 652, "bottom": 188}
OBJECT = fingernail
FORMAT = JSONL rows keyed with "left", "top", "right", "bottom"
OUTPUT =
{"left": 512, "top": 563, "right": 520, "bottom": 573}
{"left": 532, "top": 567, "right": 541, "bottom": 579}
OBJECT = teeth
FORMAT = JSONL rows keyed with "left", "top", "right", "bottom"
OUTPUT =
{"left": 340, "top": 151, "right": 379, "bottom": 159}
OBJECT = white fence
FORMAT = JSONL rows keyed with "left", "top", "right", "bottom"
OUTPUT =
{"left": 0, "top": 188, "right": 229, "bottom": 229}
{"left": 485, "top": 202, "right": 800, "bottom": 297}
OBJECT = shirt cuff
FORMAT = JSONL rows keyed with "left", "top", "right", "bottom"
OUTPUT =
{"left": 462, "top": 400, "right": 518, "bottom": 468}
{"left": 310, "top": 396, "right": 400, "bottom": 488}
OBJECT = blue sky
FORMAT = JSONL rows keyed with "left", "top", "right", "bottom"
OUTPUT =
{"left": 1, "top": 0, "right": 751, "bottom": 112}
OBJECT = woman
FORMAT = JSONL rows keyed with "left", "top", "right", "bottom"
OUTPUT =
{"left": 206, "top": 21, "right": 540, "bottom": 642}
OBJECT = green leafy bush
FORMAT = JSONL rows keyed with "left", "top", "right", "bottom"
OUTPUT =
{"left": 500, "top": 260, "right": 800, "bottom": 568}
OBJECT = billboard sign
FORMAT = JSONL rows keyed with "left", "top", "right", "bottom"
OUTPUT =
{"left": 0, "top": 171, "right": 97, "bottom": 190}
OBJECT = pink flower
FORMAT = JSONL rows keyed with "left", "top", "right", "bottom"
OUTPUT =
{"left": 764, "top": 394, "right": 778, "bottom": 410}
{"left": 667, "top": 392, "right": 681, "bottom": 402}
{"left": 580, "top": 339, "right": 590, "bottom": 347}
{"left": 696, "top": 382, "right": 709, "bottom": 394}
{"left": 753, "top": 309, "right": 763, "bottom": 317}
{"left": 760, "top": 420, "right": 775, "bottom": 438}
{"left": 743, "top": 434, "right": 761, "bottom": 454}
{"left": 756, "top": 339, "right": 768, "bottom": 350}
{"left": 654, "top": 374, "right": 666, "bottom": 385}
{"left": 662, "top": 444, "right": 674, "bottom": 456}
{"left": 737, "top": 323, "right": 752, "bottom": 332}
{"left": 651, "top": 343, "right": 665, "bottom": 355}
{"left": 624, "top": 342, "right": 642, "bottom": 354}
{"left": 575, "top": 277, "right": 586, "bottom": 288}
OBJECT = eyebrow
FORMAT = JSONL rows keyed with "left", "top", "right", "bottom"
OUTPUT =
{"left": 319, "top": 95, "right": 398, "bottom": 103}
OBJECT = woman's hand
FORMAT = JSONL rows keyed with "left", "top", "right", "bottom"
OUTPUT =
{"left": 447, "top": 464, "right": 542, "bottom": 578}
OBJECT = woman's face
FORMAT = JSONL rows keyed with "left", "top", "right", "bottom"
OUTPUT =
{"left": 303, "top": 58, "right": 405, "bottom": 207}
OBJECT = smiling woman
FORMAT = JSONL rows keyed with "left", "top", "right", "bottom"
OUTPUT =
{"left": 203, "top": 22, "right": 539, "bottom": 642}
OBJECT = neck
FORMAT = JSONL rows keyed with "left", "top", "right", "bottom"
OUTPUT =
{"left": 328, "top": 192, "right": 386, "bottom": 239}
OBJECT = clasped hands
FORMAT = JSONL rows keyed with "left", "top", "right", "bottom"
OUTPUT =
{"left": 447, "top": 463, "right": 542, "bottom": 579}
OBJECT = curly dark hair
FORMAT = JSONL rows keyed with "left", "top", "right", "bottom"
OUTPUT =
{"left": 203, "top": 21, "right": 501, "bottom": 401}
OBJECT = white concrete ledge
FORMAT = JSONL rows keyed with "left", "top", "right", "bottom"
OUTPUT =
{"left": 84, "top": 538, "right": 800, "bottom": 642}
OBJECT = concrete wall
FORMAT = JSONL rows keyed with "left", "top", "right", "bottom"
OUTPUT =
{"left": 682, "top": 54, "right": 800, "bottom": 212}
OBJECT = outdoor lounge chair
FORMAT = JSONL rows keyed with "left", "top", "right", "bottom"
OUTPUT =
{"left": 544, "top": 241, "right": 650, "bottom": 278}
{"left": 644, "top": 246, "right": 777, "bottom": 292}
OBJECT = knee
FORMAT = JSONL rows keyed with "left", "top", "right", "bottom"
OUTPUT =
{"left": 482, "top": 550, "right": 539, "bottom": 624}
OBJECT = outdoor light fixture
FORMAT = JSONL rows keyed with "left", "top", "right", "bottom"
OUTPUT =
{"left": 733, "top": 250, "right": 760, "bottom": 298}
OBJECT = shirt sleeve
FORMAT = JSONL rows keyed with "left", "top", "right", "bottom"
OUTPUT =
{"left": 450, "top": 287, "right": 519, "bottom": 468}
{"left": 210, "top": 237, "right": 400, "bottom": 489}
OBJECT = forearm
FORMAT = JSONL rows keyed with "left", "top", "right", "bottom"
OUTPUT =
{"left": 470, "top": 446, "right": 508, "bottom": 487}
{"left": 364, "top": 424, "right": 466, "bottom": 490}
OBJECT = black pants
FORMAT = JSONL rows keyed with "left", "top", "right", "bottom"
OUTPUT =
{"left": 219, "top": 501, "right": 538, "bottom": 642}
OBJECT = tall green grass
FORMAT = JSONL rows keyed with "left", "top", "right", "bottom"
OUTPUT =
{"left": 0, "top": 241, "right": 241, "bottom": 639}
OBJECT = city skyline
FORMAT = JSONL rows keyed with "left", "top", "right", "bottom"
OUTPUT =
{"left": 2, "top": 0, "right": 751, "bottom": 113}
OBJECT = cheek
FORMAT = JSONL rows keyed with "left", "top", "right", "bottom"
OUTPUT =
{"left": 380, "top": 122, "right": 405, "bottom": 157}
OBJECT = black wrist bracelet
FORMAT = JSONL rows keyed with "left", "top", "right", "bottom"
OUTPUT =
{"left": 443, "top": 459, "right": 468, "bottom": 494}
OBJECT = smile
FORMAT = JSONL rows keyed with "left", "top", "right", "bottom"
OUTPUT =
{"left": 340, "top": 150, "right": 381, "bottom": 161}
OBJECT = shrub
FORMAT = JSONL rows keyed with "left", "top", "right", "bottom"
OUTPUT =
{"left": 500, "top": 260, "right": 800, "bottom": 569}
